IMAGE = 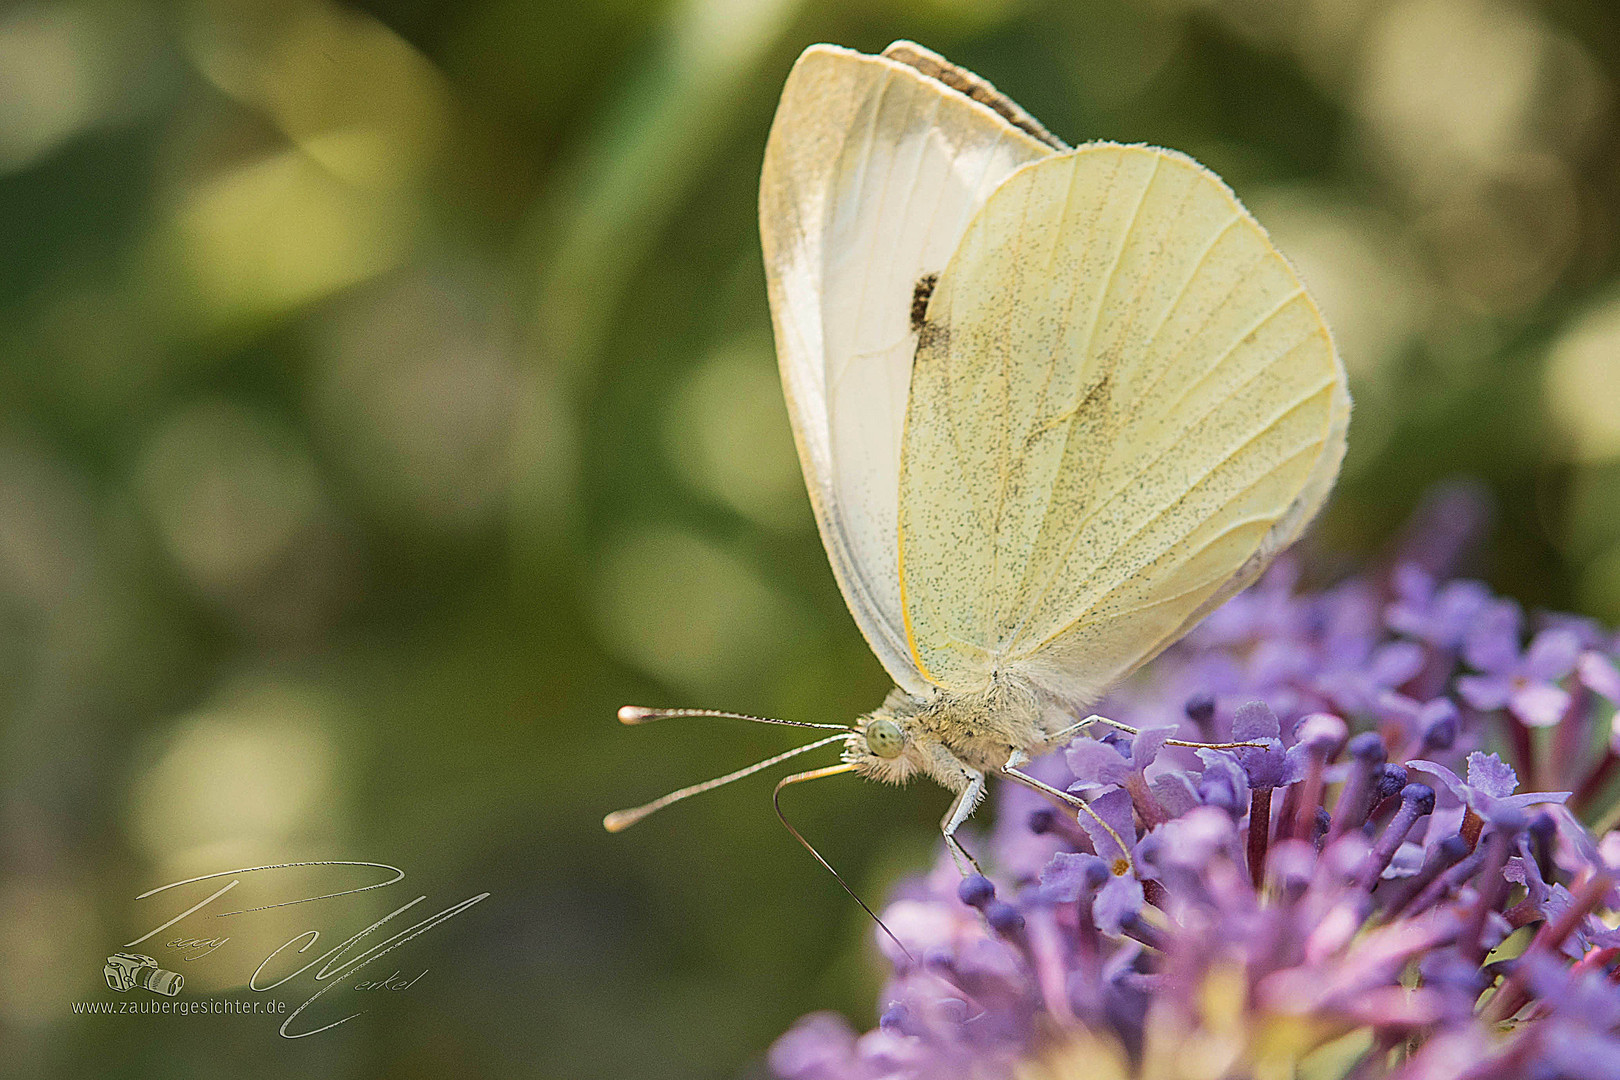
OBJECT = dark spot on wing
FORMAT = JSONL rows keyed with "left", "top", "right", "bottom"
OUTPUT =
{"left": 911, "top": 272, "right": 938, "bottom": 332}
{"left": 917, "top": 318, "right": 949, "bottom": 356}
{"left": 1075, "top": 373, "right": 1112, "bottom": 423}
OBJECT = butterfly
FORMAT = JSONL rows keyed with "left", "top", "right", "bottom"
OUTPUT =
{"left": 606, "top": 41, "right": 1349, "bottom": 888}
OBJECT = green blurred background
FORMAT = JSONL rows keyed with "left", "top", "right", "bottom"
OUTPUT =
{"left": 5, "top": 0, "right": 1620, "bottom": 1076}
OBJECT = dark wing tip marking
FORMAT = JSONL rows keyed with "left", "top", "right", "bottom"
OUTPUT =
{"left": 881, "top": 41, "right": 1069, "bottom": 152}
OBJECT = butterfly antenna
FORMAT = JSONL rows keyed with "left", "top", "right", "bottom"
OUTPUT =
{"left": 604, "top": 732, "right": 849, "bottom": 833}
{"left": 618, "top": 705, "right": 854, "bottom": 732}
{"left": 773, "top": 764, "right": 916, "bottom": 965}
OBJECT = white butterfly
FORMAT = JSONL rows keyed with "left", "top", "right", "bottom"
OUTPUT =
{"left": 607, "top": 41, "right": 1349, "bottom": 878}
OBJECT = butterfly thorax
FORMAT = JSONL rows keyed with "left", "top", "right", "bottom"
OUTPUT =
{"left": 844, "top": 675, "right": 1051, "bottom": 793}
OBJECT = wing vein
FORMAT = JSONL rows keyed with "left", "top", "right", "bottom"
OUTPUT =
{"left": 1119, "top": 245, "right": 1272, "bottom": 431}
{"left": 1026, "top": 154, "right": 1104, "bottom": 458}
{"left": 1001, "top": 353, "right": 1334, "bottom": 657}
{"left": 819, "top": 67, "right": 921, "bottom": 676}
{"left": 1020, "top": 441, "right": 1328, "bottom": 657}
{"left": 1075, "top": 155, "right": 1159, "bottom": 397}
{"left": 1000, "top": 319, "right": 1318, "bottom": 652}
{"left": 1154, "top": 288, "right": 1309, "bottom": 422}
{"left": 1137, "top": 211, "right": 1244, "bottom": 375}
{"left": 841, "top": 72, "right": 903, "bottom": 405}
{"left": 1002, "top": 163, "right": 1206, "bottom": 633}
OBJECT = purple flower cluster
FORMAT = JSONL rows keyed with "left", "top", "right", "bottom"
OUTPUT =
{"left": 770, "top": 502, "right": 1620, "bottom": 1080}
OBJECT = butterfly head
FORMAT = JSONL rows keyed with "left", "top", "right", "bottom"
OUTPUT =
{"left": 863, "top": 716, "right": 905, "bottom": 758}
{"left": 846, "top": 705, "right": 930, "bottom": 785}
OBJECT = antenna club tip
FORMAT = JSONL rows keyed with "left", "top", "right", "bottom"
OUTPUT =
{"left": 603, "top": 809, "right": 640, "bottom": 832}
{"left": 618, "top": 705, "right": 659, "bottom": 724}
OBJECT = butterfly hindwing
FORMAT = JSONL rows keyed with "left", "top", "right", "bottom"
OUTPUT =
{"left": 897, "top": 144, "right": 1349, "bottom": 699}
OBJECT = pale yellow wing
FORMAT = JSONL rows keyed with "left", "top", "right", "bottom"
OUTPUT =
{"left": 759, "top": 43, "right": 1055, "bottom": 694}
{"left": 898, "top": 143, "right": 1349, "bottom": 700}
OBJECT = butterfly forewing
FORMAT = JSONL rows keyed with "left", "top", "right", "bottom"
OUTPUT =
{"left": 759, "top": 44, "right": 1053, "bottom": 696}
{"left": 898, "top": 144, "right": 1348, "bottom": 700}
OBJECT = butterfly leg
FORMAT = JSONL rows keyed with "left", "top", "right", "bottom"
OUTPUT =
{"left": 1041, "top": 714, "right": 1110, "bottom": 746}
{"left": 941, "top": 768, "right": 986, "bottom": 876}
{"left": 1043, "top": 714, "right": 1267, "bottom": 753}
{"left": 1001, "top": 749, "right": 1135, "bottom": 868}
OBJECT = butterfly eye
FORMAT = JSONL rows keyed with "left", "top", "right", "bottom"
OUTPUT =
{"left": 865, "top": 718, "right": 904, "bottom": 759}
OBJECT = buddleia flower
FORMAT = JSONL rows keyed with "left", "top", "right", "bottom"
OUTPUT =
{"left": 771, "top": 525, "right": 1620, "bottom": 1080}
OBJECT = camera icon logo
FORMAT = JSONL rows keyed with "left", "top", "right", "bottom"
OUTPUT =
{"left": 104, "top": 953, "right": 183, "bottom": 997}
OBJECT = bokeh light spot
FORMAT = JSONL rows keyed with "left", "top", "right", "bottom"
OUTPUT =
{"left": 662, "top": 339, "right": 807, "bottom": 531}
{"left": 1546, "top": 296, "right": 1620, "bottom": 464}
{"left": 590, "top": 525, "right": 806, "bottom": 697}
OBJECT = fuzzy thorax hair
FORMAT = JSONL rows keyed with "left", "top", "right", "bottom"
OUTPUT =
{"left": 844, "top": 676, "right": 1059, "bottom": 792}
